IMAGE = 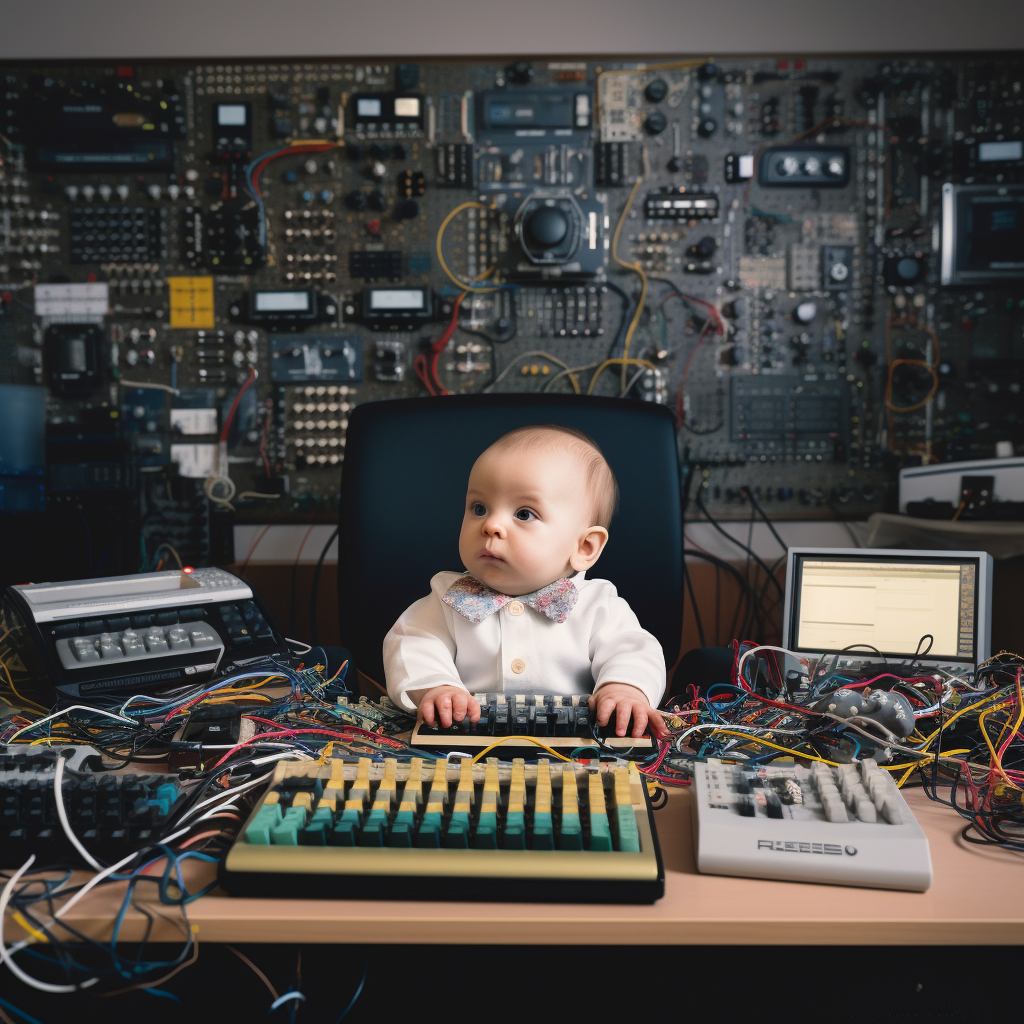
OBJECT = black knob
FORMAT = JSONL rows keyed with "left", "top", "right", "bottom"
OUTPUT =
{"left": 392, "top": 143, "right": 407, "bottom": 161}
{"left": 645, "top": 78, "right": 669, "bottom": 103}
{"left": 697, "top": 62, "right": 719, "bottom": 81}
{"left": 526, "top": 206, "right": 569, "bottom": 248}
{"left": 690, "top": 235, "right": 716, "bottom": 258}
{"left": 368, "top": 190, "right": 386, "bottom": 212}
{"left": 395, "top": 199, "right": 419, "bottom": 220}
{"left": 345, "top": 190, "right": 367, "bottom": 211}
{"left": 644, "top": 111, "right": 668, "bottom": 135}
{"left": 697, "top": 118, "right": 717, "bottom": 138}
{"left": 369, "top": 143, "right": 388, "bottom": 161}
{"left": 507, "top": 61, "right": 533, "bottom": 85}
{"left": 896, "top": 257, "right": 921, "bottom": 282}
{"left": 667, "top": 156, "right": 682, "bottom": 173}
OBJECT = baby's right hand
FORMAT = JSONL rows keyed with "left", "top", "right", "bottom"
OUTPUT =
{"left": 418, "top": 685, "right": 481, "bottom": 728}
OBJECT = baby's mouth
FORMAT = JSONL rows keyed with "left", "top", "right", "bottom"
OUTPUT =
{"left": 478, "top": 549, "right": 504, "bottom": 563}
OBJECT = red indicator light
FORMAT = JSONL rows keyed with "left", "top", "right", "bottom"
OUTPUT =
{"left": 183, "top": 566, "right": 194, "bottom": 574}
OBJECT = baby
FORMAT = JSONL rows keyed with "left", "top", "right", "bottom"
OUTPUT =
{"left": 383, "top": 424, "right": 667, "bottom": 739}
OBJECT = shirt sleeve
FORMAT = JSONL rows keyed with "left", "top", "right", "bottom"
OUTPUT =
{"left": 588, "top": 586, "right": 667, "bottom": 709}
{"left": 383, "top": 580, "right": 468, "bottom": 711}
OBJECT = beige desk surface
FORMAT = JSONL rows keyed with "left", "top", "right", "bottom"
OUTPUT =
{"left": 12, "top": 786, "right": 1022, "bottom": 947}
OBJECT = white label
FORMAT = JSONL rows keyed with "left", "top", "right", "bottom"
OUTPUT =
{"left": 979, "top": 140, "right": 1023, "bottom": 162}
{"left": 170, "top": 408, "right": 218, "bottom": 436}
{"left": 217, "top": 104, "right": 247, "bottom": 126}
{"left": 370, "top": 289, "right": 424, "bottom": 310}
{"left": 738, "top": 154, "right": 755, "bottom": 178}
{"left": 393, "top": 97, "right": 420, "bottom": 118}
{"left": 35, "top": 283, "right": 109, "bottom": 320}
{"left": 170, "top": 443, "right": 217, "bottom": 479}
{"left": 302, "top": 344, "right": 324, "bottom": 376}
{"left": 255, "top": 291, "right": 310, "bottom": 312}
{"left": 357, "top": 98, "right": 382, "bottom": 117}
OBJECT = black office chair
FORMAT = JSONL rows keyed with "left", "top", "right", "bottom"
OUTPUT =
{"left": 336, "top": 394, "right": 683, "bottom": 695}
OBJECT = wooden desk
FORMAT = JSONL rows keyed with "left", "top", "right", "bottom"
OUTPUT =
{"left": 19, "top": 786, "right": 1021, "bottom": 947}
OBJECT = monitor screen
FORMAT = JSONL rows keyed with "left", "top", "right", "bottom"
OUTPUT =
{"left": 790, "top": 555, "right": 978, "bottom": 661}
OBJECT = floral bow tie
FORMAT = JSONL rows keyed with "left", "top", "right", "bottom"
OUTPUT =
{"left": 442, "top": 574, "right": 578, "bottom": 624}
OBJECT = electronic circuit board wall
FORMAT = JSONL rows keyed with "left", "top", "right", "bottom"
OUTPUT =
{"left": 2, "top": 53, "right": 1022, "bottom": 569}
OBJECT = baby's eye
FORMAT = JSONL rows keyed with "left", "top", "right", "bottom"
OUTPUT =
{"left": 514, "top": 508, "right": 536, "bottom": 522}
{"left": 471, "top": 503, "right": 487, "bottom": 517}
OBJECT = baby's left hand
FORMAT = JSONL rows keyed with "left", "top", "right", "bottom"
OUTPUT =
{"left": 591, "top": 683, "right": 669, "bottom": 740}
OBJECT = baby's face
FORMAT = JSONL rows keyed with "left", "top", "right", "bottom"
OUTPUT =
{"left": 459, "top": 444, "right": 593, "bottom": 596}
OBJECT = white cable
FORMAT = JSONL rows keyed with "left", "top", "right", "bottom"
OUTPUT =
{"left": 736, "top": 645, "right": 806, "bottom": 686}
{"left": 8, "top": 705, "right": 136, "bottom": 743}
{"left": 8, "top": 827, "right": 192, "bottom": 956}
{"left": 0, "top": 856, "right": 100, "bottom": 993}
{"left": 176, "top": 775, "right": 271, "bottom": 825}
{"left": 118, "top": 378, "right": 179, "bottom": 395}
{"left": 286, "top": 638, "right": 312, "bottom": 652}
{"left": 53, "top": 756, "right": 103, "bottom": 872}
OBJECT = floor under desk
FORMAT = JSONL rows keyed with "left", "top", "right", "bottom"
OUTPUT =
{"left": 19, "top": 786, "right": 1022, "bottom": 947}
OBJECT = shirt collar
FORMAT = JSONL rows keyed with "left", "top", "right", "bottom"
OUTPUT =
{"left": 442, "top": 573, "right": 580, "bottom": 624}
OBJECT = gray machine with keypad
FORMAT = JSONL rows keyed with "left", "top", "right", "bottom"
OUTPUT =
{"left": 691, "top": 758, "right": 933, "bottom": 891}
{"left": 3, "top": 568, "right": 286, "bottom": 700}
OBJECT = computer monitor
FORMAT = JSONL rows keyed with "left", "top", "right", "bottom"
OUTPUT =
{"left": 782, "top": 547, "right": 993, "bottom": 670}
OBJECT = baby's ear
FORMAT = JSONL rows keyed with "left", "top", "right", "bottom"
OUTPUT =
{"left": 570, "top": 526, "right": 609, "bottom": 571}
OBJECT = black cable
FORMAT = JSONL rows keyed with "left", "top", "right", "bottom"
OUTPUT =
{"left": 681, "top": 549, "right": 762, "bottom": 639}
{"left": 741, "top": 486, "right": 788, "bottom": 555}
{"left": 682, "top": 558, "right": 706, "bottom": 648}
{"left": 694, "top": 491, "right": 785, "bottom": 598}
{"left": 604, "top": 279, "right": 633, "bottom": 358}
{"left": 309, "top": 525, "right": 340, "bottom": 646}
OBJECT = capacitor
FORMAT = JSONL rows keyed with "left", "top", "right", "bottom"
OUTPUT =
{"left": 167, "top": 184, "right": 180, "bottom": 200}
{"left": 302, "top": 190, "right": 315, "bottom": 204}
{"left": 697, "top": 118, "right": 717, "bottom": 138}
{"left": 147, "top": 184, "right": 162, "bottom": 200}
{"left": 319, "top": 189, "right": 334, "bottom": 204}
{"left": 644, "top": 111, "right": 668, "bottom": 135}
{"left": 370, "top": 160, "right": 386, "bottom": 180}
{"left": 65, "top": 186, "right": 79, "bottom": 200}
{"left": 793, "top": 301, "right": 818, "bottom": 324}
{"left": 645, "top": 78, "right": 669, "bottom": 103}
{"left": 81, "top": 185, "right": 95, "bottom": 200}
{"left": 98, "top": 184, "right": 112, "bottom": 201}
{"left": 116, "top": 184, "right": 130, "bottom": 200}
{"left": 304, "top": 159, "right": 318, "bottom": 175}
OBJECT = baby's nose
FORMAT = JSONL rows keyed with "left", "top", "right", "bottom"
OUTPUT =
{"left": 482, "top": 516, "right": 506, "bottom": 537}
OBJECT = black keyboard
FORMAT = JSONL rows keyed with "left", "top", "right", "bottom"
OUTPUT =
{"left": 410, "top": 692, "right": 653, "bottom": 755}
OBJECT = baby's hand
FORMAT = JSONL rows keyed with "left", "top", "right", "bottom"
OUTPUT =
{"left": 591, "top": 683, "right": 668, "bottom": 740}
{"left": 418, "top": 685, "right": 481, "bottom": 729}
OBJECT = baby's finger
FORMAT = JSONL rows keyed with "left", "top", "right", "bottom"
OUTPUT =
{"left": 437, "top": 694, "right": 453, "bottom": 729}
{"left": 450, "top": 690, "right": 469, "bottom": 722}
{"left": 648, "top": 708, "right": 669, "bottom": 739}
{"left": 630, "top": 705, "right": 649, "bottom": 738}
{"left": 614, "top": 700, "right": 633, "bottom": 737}
{"left": 467, "top": 696, "right": 481, "bottom": 723}
{"left": 421, "top": 699, "right": 437, "bottom": 727}
{"left": 594, "top": 693, "right": 615, "bottom": 726}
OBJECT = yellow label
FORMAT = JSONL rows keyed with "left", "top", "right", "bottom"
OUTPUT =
{"left": 168, "top": 276, "right": 215, "bottom": 329}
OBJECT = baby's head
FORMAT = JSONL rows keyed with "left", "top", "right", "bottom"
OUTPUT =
{"left": 459, "top": 424, "right": 618, "bottom": 596}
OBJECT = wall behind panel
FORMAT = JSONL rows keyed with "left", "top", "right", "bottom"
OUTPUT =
{"left": 3, "top": 0, "right": 1023, "bottom": 61}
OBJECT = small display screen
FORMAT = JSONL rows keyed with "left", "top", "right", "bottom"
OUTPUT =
{"left": 217, "top": 104, "right": 248, "bottom": 127}
{"left": 356, "top": 98, "right": 382, "bottom": 117}
{"left": 254, "top": 291, "right": 311, "bottom": 313}
{"left": 393, "top": 97, "right": 421, "bottom": 118}
{"left": 964, "top": 195, "right": 1024, "bottom": 271}
{"left": 979, "top": 140, "right": 1023, "bottom": 163}
{"left": 737, "top": 154, "right": 755, "bottom": 179}
{"left": 369, "top": 289, "right": 425, "bottom": 311}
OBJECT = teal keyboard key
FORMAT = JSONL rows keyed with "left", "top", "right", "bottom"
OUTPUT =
{"left": 340, "top": 806, "right": 362, "bottom": 827}
{"left": 474, "top": 824, "right": 497, "bottom": 849}
{"left": 357, "top": 821, "right": 384, "bottom": 846}
{"left": 589, "top": 813, "right": 613, "bottom": 851}
{"left": 394, "top": 807, "right": 416, "bottom": 826}
{"left": 414, "top": 823, "right": 440, "bottom": 848}
{"left": 532, "top": 825, "right": 553, "bottom": 850}
{"left": 504, "top": 824, "right": 525, "bottom": 850}
{"left": 560, "top": 814, "right": 583, "bottom": 851}
{"left": 617, "top": 807, "right": 640, "bottom": 852}
{"left": 443, "top": 823, "right": 469, "bottom": 848}
{"left": 328, "top": 821, "right": 355, "bottom": 846}
{"left": 299, "top": 822, "right": 327, "bottom": 845}
{"left": 244, "top": 807, "right": 279, "bottom": 845}
{"left": 387, "top": 822, "right": 412, "bottom": 847}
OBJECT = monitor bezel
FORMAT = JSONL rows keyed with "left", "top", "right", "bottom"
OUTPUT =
{"left": 782, "top": 547, "right": 993, "bottom": 667}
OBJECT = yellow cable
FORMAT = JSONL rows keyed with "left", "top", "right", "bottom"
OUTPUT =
{"left": 610, "top": 177, "right": 648, "bottom": 390}
{"left": 979, "top": 702, "right": 1024, "bottom": 791}
{"left": 586, "top": 358, "right": 658, "bottom": 395}
{"left": 709, "top": 730, "right": 841, "bottom": 766}
{"left": 916, "top": 691, "right": 1009, "bottom": 752}
{"left": 470, "top": 736, "right": 571, "bottom": 763}
{"left": 0, "top": 656, "right": 48, "bottom": 714}
{"left": 9, "top": 911, "right": 49, "bottom": 945}
{"left": 436, "top": 202, "right": 501, "bottom": 292}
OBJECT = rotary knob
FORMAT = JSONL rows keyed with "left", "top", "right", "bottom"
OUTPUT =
{"left": 526, "top": 206, "right": 569, "bottom": 248}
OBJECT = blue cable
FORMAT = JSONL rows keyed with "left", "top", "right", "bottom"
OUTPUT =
{"left": 334, "top": 962, "right": 368, "bottom": 1023}
{"left": 0, "top": 995, "right": 46, "bottom": 1024}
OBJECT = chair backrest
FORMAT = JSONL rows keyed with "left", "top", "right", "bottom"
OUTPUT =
{"left": 337, "top": 394, "right": 683, "bottom": 685}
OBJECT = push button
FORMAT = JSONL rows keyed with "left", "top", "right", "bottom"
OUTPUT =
{"left": 510, "top": 658, "right": 525, "bottom": 674}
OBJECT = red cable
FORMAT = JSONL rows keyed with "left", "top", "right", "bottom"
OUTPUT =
{"left": 221, "top": 367, "right": 257, "bottom": 442}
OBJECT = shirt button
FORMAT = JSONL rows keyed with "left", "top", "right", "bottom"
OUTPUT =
{"left": 511, "top": 658, "right": 526, "bottom": 674}
{"left": 508, "top": 601, "right": 524, "bottom": 616}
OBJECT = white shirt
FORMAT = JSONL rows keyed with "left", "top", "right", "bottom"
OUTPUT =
{"left": 383, "top": 571, "right": 666, "bottom": 711}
